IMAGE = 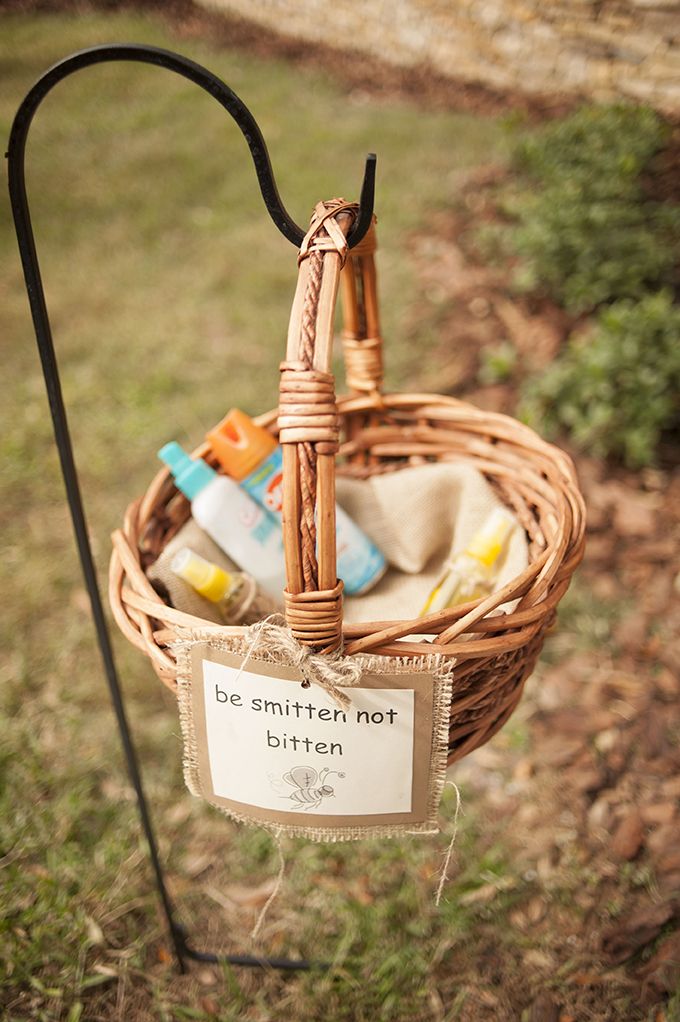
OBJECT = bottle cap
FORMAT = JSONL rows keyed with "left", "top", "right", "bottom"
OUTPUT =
{"left": 170, "top": 547, "right": 235, "bottom": 603}
{"left": 465, "top": 507, "right": 516, "bottom": 568}
{"left": 158, "top": 442, "right": 216, "bottom": 500}
{"left": 206, "top": 409, "right": 277, "bottom": 481}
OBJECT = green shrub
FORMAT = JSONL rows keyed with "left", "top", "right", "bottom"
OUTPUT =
{"left": 478, "top": 341, "right": 518, "bottom": 384}
{"left": 505, "top": 105, "right": 680, "bottom": 313}
{"left": 515, "top": 103, "right": 665, "bottom": 199}
{"left": 519, "top": 290, "right": 680, "bottom": 467}
{"left": 507, "top": 189, "right": 680, "bottom": 312}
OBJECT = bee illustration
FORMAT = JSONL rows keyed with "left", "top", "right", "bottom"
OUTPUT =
{"left": 280, "top": 766, "right": 345, "bottom": 811}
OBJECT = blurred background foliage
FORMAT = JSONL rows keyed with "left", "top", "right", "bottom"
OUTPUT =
{"left": 478, "top": 103, "right": 680, "bottom": 467}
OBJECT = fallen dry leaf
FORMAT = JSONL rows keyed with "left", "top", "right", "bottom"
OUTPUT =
{"left": 459, "top": 875, "right": 516, "bottom": 906}
{"left": 570, "top": 972, "right": 603, "bottom": 986}
{"left": 526, "top": 897, "right": 547, "bottom": 924}
{"left": 588, "top": 797, "right": 612, "bottom": 833}
{"left": 166, "top": 801, "right": 192, "bottom": 826}
{"left": 197, "top": 968, "right": 218, "bottom": 987}
{"left": 349, "top": 876, "right": 375, "bottom": 906}
{"left": 540, "top": 737, "right": 583, "bottom": 768}
{"left": 639, "top": 932, "right": 680, "bottom": 995}
{"left": 459, "top": 883, "right": 499, "bottom": 906}
{"left": 85, "top": 916, "right": 104, "bottom": 946}
{"left": 641, "top": 803, "right": 676, "bottom": 827}
{"left": 647, "top": 824, "right": 680, "bottom": 857}
{"left": 610, "top": 485, "right": 660, "bottom": 538}
{"left": 602, "top": 902, "right": 676, "bottom": 963}
{"left": 70, "top": 588, "right": 92, "bottom": 616}
{"left": 478, "top": 989, "right": 500, "bottom": 1007}
{"left": 181, "top": 851, "right": 214, "bottom": 879}
{"left": 493, "top": 297, "right": 562, "bottom": 364}
{"left": 513, "top": 757, "right": 534, "bottom": 781}
{"left": 92, "top": 964, "right": 118, "bottom": 978}
{"left": 216, "top": 879, "right": 278, "bottom": 910}
{"left": 610, "top": 810, "right": 645, "bottom": 861}
{"left": 571, "top": 764, "right": 605, "bottom": 796}
{"left": 655, "top": 849, "right": 680, "bottom": 875}
{"left": 523, "top": 950, "right": 556, "bottom": 970}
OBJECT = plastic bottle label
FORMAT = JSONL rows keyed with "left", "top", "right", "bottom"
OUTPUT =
{"left": 242, "top": 449, "right": 386, "bottom": 595}
{"left": 244, "top": 454, "right": 284, "bottom": 514}
{"left": 194, "top": 478, "right": 286, "bottom": 599}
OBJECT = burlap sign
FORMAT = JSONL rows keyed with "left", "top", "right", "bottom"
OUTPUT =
{"left": 173, "top": 622, "right": 454, "bottom": 841}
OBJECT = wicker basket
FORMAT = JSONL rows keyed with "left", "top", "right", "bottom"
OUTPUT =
{"left": 109, "top": 199, "right": 585, "bottom": 766}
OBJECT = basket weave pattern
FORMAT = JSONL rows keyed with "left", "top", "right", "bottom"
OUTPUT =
{"left": 109, "top": 202, "right": 585, "bottom": 765}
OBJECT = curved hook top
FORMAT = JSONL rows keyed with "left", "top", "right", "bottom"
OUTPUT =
{"left": 6, "top": 42, "right": 376, "bottom": 248}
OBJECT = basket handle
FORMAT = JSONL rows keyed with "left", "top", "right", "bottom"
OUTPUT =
{"left": 340, "top": 217, "right": 383, "bottom": 396}
{"left": 280, "top": 199, "right": 378, "bottom": 653}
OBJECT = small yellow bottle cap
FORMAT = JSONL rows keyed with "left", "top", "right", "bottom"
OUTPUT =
{"left": 171, "top": 548, "right": 235, "bottom": 604}
{"left": 464, "top": 507, "right": 516, "bottom": 568}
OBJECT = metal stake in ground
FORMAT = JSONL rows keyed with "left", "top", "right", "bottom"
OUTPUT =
{"left": 6, "top": 41, "right": 376, "bottom": 973}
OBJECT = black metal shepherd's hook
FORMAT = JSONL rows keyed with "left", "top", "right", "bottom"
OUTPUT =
{"left": 7, "top": 42, "right": 376, "bottom": 975}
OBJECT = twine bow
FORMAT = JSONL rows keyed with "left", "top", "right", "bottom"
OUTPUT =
{"left": 235, "top": 616, "right": 360, "bottom": 711}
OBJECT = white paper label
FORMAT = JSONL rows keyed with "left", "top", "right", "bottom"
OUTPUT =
{"left": 203, "top": 659, "right": 415, "bottom": 816}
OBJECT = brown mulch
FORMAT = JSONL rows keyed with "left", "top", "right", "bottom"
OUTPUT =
{"left": 411, "top": 165, "right": 680, "bottom": 1019}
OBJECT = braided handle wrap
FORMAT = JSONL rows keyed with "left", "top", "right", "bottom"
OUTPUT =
{"left": 279, "top": 199, "right": 358, "bottom": 653}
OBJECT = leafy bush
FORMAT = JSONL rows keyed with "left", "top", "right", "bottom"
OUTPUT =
{"left": 478, "top": 341, "right": 518, "bottom": 384}
{"left": 520, "top": 291, "right": 680, "bottom": 467}
{"left": 505, "top": 105, "right": 680, "bottom": 313}
{"left": 507, "top": 190, "right": 680, "bottom": 313}
{"left": 515, "top": 103, "right": 665, "bottom": 199}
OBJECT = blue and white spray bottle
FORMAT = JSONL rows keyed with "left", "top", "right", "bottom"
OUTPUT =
{"left": 158, "top": 442, "right": 286, "bottom": 599}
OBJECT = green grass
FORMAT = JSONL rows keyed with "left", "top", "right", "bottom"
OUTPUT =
{"left": 0, "top": 11, "right": 625, "bottom": 1022}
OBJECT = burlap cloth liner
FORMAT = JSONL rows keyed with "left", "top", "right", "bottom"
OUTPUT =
{"left": 147, "top": 462, "right": 528, "bottom": 626}
{"left": 338, "top": 462, "right": 529, "bottom": 625}
{"left": 147, "top": 520, "right": 280, "bottom": 625}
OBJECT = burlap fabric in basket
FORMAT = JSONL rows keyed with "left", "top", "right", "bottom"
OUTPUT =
{"left": 109, "top": 199, "right": 586, "bottom": 767}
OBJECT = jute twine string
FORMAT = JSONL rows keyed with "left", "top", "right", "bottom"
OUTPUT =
{"left": 250, "top": 828, "right": 285, "bottom": 942}
{"left": 434, "top": 782, "right": 462, "bottom": 907}
{"left": 250, "top": 780, "right": 463, "bottom": 941}
{"left": 232, "top": 615, "right": 360, "bottom": 710}
{"left": 249, "top": 782, "right": 462, "bottom": 941}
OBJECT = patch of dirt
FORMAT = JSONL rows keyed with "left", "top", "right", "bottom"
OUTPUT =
{"left": 401, "top": 164, "right": 579, "bottom": 410}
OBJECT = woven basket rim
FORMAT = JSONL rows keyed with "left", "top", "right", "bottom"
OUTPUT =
{"left": 109, "top": 390, "right": 585, "bottom": 672}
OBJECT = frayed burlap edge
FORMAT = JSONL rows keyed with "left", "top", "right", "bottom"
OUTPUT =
{"left": 172, "top": 620, "right": 454, "bottom": 843}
